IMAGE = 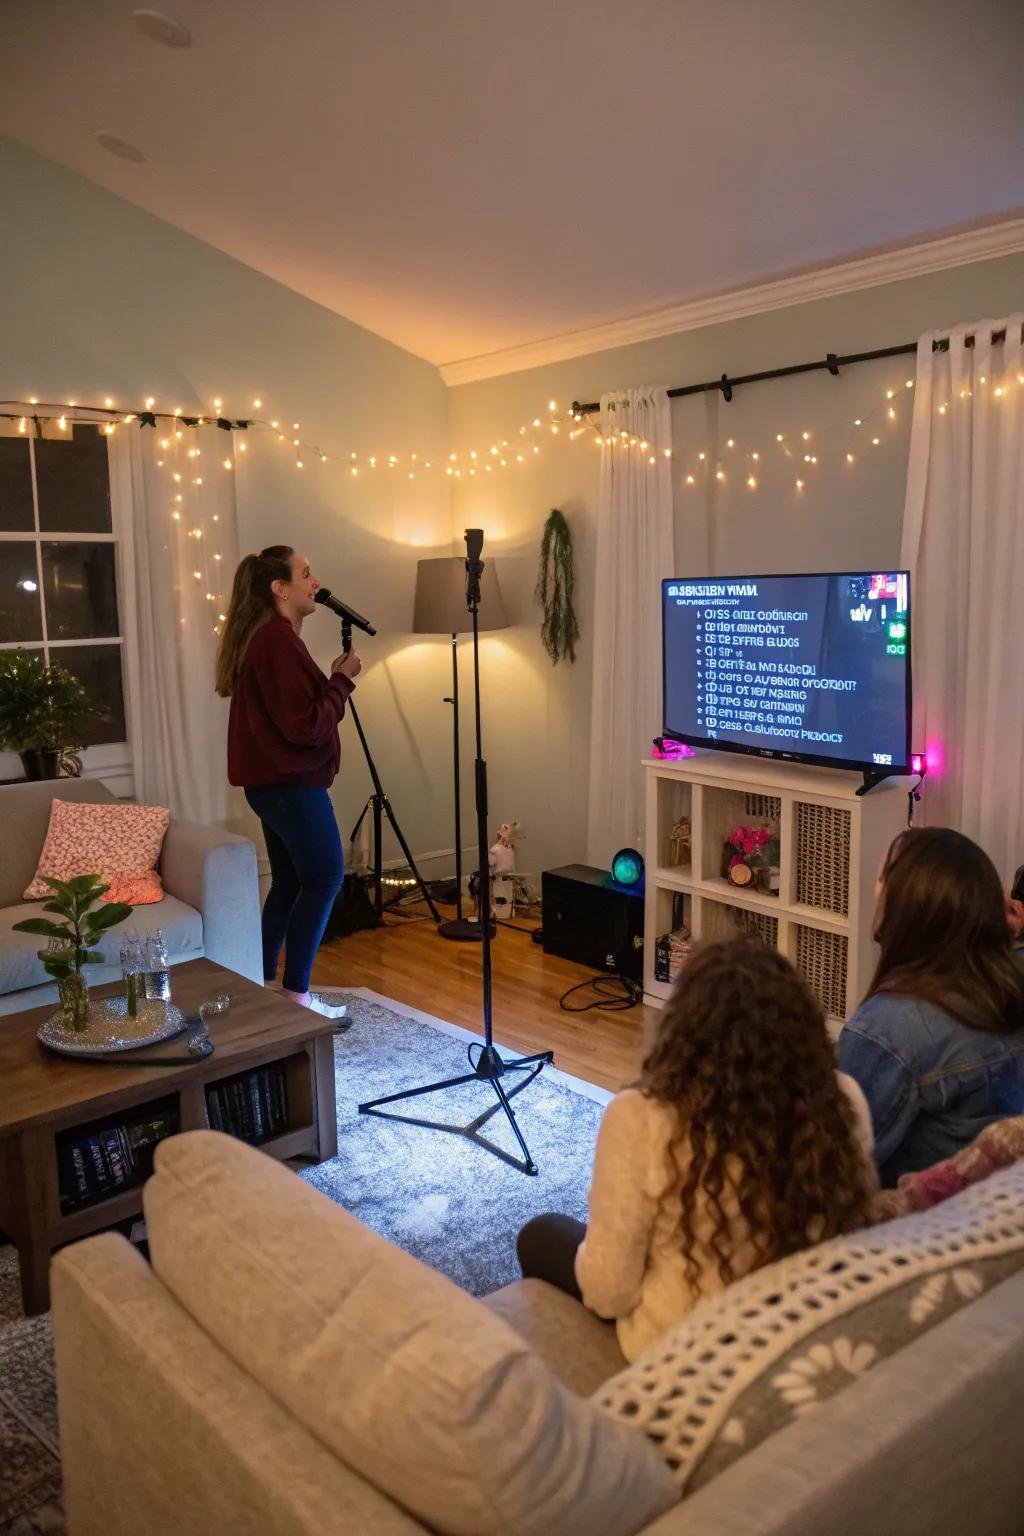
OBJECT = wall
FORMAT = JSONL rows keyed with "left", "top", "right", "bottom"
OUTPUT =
{"left": 451, "top": 252, "right": 1024, "bottom": 878}
{"left": 0, "top": 140, "right": 457, "bottom": 868}
{"left": 4, "top": 136, "right": 1022, "bottom": 885}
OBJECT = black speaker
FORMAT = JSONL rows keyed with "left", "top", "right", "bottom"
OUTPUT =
{"left": 541, "top": 864, "right": 644, "bottom": 980}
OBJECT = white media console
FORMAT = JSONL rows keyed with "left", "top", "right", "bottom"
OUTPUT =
{"left": 643, "top": 752, "right": 909, "bottom": 1028}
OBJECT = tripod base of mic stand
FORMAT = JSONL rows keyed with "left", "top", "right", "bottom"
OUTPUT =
{"left": 438, "top": 916, "right": 496, "bottom": 942}
{"left": 358, "top": 1045, "right": 555, "bottom": 1176}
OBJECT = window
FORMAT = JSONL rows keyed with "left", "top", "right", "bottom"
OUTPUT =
{"left": 0, "top": 430, "right": 127, "bottom": 747}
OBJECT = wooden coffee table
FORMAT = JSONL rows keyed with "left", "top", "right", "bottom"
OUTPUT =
{"left": 0, "top": 958, "right": 338, "bottom": 1315}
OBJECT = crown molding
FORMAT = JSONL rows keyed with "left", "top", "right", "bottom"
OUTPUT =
{"left": 439, "top": 216, "right": 1024, "bottom": 387}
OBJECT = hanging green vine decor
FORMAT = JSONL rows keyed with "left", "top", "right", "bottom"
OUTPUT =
{"left": 535, "top": 508, "right": 579, "bottom": 664}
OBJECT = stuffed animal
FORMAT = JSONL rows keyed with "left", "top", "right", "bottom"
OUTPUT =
{"left": 489, "top": 822, "right": 518, "bottom": 915}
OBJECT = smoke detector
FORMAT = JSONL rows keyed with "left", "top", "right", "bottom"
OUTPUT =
{"left": 94, "top": 131, "right": 147, "bottom": 162}
{"left": 132, "top": 9, "right": 192, "bottom": 47}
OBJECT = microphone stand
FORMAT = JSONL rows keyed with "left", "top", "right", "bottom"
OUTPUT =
{"left": 340, "top": 617, "right": 441, "bottom": 924}
{"left": 357, "top": 533, "right": 553, "bottom": 1175}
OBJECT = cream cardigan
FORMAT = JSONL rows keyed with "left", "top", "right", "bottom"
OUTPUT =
{"left": 575, "top": 1075, "right": 875, "bottom": 1361}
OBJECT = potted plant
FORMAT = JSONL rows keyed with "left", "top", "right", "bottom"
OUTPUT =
{"left": 14, "top": 875, "right": 134, "bottom": 1030}
{"left": 535, "top": 509, "right": 580, "bottom": 664}
{"left": 0, "top": 649, "right": 92, "bottom": 780}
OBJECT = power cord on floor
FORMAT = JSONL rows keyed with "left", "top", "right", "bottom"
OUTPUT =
{"left": 558, "top": 975, "right": 642, "bottom": 1013}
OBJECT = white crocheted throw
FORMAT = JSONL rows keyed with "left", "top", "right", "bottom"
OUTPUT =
{"left": 595, "top": 1162, "right": 1024, "bottom": 1488}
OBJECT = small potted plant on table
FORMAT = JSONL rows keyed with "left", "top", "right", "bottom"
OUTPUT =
{"left": 14, "top": 876, "right": 134, "bottom": 1030}
{"left": 0, "top": 650, "right": 92, "bottom": 780}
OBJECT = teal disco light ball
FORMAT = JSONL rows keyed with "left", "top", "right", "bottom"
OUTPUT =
{"left": 611, "top": 848, "right": 645, "bottom": 887}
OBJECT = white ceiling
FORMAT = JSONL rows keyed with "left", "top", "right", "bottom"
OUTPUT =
{"left": 2, "top": 0, "right": 1023, "bottom": 369}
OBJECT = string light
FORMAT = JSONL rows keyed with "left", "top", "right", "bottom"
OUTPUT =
{"left": 0, "top": 363, "right": 936, "bottom": 490}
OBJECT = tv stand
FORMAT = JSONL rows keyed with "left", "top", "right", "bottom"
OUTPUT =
{"left": 642, "top": 754, "right": 909, "bottom": 1031}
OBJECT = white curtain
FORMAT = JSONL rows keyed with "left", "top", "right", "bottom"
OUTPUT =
{"left": 587, "top": 386, "right": 675, "bottom": 865}
{"left": 110, "top": 424, "right": 241, "bottom": 823}
{"left": 901, "top": 314, "right": 1024, "bottom": 878}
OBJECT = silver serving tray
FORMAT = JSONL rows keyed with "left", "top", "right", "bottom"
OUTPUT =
{"left": 39, "top": 996, "right": 187, "bottom": 1058}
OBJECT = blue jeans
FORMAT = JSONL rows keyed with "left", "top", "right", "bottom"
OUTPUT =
{"left": 245, "top": 786, "right": 345, "bottom": 993}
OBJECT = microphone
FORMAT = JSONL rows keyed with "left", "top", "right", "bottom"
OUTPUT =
{"left": 314, "top": 588, "right": 377, "bottom": 636}
{"left": 465, "top": 527, "right": 484, "bottom": 566}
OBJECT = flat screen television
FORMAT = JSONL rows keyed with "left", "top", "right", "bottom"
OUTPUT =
{"left": 662, "top": 571, "right": 911, "bottom": 774}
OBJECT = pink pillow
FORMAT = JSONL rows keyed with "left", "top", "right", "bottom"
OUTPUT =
{"left": 25, "top": 798, "right": 171, "bottom": 906}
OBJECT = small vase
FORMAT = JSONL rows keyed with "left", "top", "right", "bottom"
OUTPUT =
{"left": 59, "top": 971, "right": 90, "bottom": 1032}
{"left": 20, "top": 748, "right": 62, "bottom": 782}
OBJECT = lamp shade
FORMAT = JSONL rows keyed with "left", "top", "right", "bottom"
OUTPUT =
{"left": 412, "top": 555, "right": 508, "bottom": 634}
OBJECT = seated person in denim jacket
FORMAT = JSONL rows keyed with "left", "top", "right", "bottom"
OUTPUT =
{"left": 838, "top": 827, "right": 1024, "bottom": 1186}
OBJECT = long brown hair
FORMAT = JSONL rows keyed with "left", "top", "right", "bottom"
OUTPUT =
{"left": 868, "top": 826, "right": 1024, "bottom": 1034}
{"left": 214, "top": 546, "right": 294, "bottom": 698}
{"left": 640, "top": 940, "right": 874, "bottom": 1292}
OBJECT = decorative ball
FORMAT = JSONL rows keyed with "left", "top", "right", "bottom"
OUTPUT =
{"left": 611, "top": 848, "right": 645, "bottom": 887}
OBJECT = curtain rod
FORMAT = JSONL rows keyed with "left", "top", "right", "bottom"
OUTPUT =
{"left": 570, "top": 326, "right": 1018, "bottom": 415}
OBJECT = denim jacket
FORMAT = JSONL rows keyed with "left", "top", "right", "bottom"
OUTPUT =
{"left": 837, "top": 993, "right": 1024, "bottom": 1185}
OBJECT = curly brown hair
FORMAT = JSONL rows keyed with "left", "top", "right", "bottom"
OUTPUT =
{"left": 640, "top": 939, "right": 875, "bottom": 1292}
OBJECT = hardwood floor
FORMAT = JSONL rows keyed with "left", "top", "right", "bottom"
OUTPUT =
{"left": 313, "top": 903, "right": 655, "bottom": 1092}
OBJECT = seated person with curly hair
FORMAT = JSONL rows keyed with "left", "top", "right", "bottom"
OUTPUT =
{"left": 518, "top": 940, "right": 877, "bottom": 1361}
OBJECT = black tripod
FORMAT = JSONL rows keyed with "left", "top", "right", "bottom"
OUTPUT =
{"left": 358, "top": 531, "right": 553, "bottom": 1175}
{"left": 341, "top": 618, "right": 441, "bottom": 925}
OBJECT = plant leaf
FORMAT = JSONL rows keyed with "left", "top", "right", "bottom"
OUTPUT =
{"left": 13, "top": 917, "right": 75, "bottom": 938}
{"left": 66, "top": 874, "right": 108, "bottom": 895}
{"left": 85, "top": 903, "right": 134, "bottom": 932}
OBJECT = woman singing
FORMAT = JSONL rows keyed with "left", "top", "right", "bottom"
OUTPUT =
{"left": 215, "top": 545, "right": 361, "bottom": 1015}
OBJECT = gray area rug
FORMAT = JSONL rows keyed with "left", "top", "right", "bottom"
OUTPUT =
{"left": 301, "top": 993, "right": 606, "bottom": 1295}
{"left": 0, "top": 992, "right": 605, "bottom": 1532}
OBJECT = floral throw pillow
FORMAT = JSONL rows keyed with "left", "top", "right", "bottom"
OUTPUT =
{"left": 24, "top": 798, "right": 171, "bottom": 905}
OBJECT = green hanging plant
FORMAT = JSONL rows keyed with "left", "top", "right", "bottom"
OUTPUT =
{"left": 535, "top": 508, "right": 579, "bottom": 665}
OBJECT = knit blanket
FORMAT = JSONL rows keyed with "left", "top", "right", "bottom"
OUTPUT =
{"left": 596, "top": 1161, "right": 1024, "bottom": 1489}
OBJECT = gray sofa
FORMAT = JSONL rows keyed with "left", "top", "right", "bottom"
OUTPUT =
{"left": 0, "top": 778, "right": 262, "bottom": 1016}
{"left": 52, "top": 1130, "right": 1024, "bottom": 1536}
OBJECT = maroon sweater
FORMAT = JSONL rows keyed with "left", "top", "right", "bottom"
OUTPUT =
{"left": 228, "top": 615, "right": 354, "bottom": 789}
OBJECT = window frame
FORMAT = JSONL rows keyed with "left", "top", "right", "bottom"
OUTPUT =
{"left": 0, "top": 430, "right": 132, "bottom": 790}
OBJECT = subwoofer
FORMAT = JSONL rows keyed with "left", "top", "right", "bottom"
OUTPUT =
{"left": 541, "top": 864, "right": 644, "bottom": 980}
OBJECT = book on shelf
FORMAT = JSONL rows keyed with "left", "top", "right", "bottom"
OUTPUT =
{"left": 57, "top": 1108, "right": 177, "bottom": 1214}
{"left": 205, "top": 1062, "right": 289, "bottom": 1144}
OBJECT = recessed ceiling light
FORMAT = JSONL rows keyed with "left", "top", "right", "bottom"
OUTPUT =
{"left": 94, "top": 131, "right": 147, "bottom": 162}
{"left": 132, "top": 8, "right": 192, "bottom": 47}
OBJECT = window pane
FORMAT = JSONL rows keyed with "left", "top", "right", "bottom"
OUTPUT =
{"left": 0, "top": 439, "right": 34, "bottom": 532}
{"left": 35, "top": 428, "right": 112, "bottom": 534}
{"left": 56, "top": 644, "right": 127, "bottom": 747}
{"left": 41, "top": 541, "right": 119, "bottom": 640}
{"left": 0, "top": 541, "right": 43, "bottom": 642}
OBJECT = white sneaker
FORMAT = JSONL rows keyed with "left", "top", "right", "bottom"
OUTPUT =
{"left": 308, "top": 990, "right": 351, "bottom": 1029}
